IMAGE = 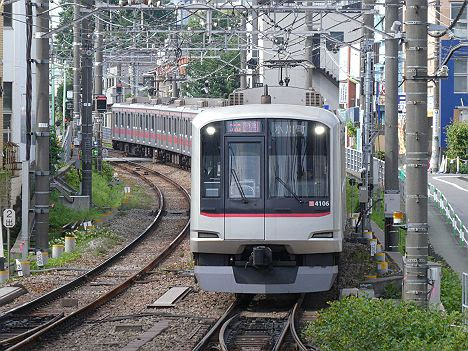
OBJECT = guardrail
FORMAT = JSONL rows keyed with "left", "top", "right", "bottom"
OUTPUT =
{"left": 428, "top": 183, "right": 468, "bottom": 248}
{"left": 345, "top": 147, "right": 467, "bottom": 249}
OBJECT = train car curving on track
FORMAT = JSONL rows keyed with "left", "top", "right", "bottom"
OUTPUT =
{"left": 191, "top": 102, "right": 345, "bottom": 294}
{"left": 110, "top": 86, "right": 345, "bottom": 294}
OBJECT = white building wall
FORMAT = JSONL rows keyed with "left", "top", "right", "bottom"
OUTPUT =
{"left": 4, "top": 0, "right": 36, "bottom": 162}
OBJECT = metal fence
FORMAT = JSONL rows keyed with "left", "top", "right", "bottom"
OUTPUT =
{"left": 345, "top": 147, "right": 468, "bottom": 250}
{"left": 428, "top": 183, "right": 468, "bottom": 248}
{"left": 463, "top": 272, "right": 468, "bottom": 327}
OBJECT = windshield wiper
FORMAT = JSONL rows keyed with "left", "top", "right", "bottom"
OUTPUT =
{"left": 231, "top": 169, "right": 248, "bottom": 203}
{"left": 275, "top": 176, "right": 303, "bottom": 204}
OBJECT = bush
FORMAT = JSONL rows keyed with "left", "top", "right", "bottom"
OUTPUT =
{"left": 440, "top": 263, "right": 463, "bottom": 314}
{"left": 304, "top": 297, "right": 467, "bottom": 351}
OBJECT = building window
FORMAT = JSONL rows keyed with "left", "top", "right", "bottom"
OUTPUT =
{"left": 454, "top": 58, "right": 468, "bottom": 93}
{"left": 4, "top": 3, "right": 12, "bottom": 27}
{"left": 3, "top": 82, "right": 12, "bottom": 141}
{"left": 451, "top": 2, "right": 468, "bottom": 39}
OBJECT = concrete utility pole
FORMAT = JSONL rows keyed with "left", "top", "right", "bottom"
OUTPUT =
{"left": 359, "top": 0, "right": 375, "bottom": 234}
{"left": 240, "top": 16, "right": 247, "bottom": 90}
{"left": 384, "top": 0, "right": 400, "bottom": 251}
{"left": 73, "top": 0, "right": 81, "bottom": 138}
{"left": 94, "top": 16, "right": 103, "bottom": 173}
{"left": 429, "top": 1, "right": 441, "bottom": 173}
{"left": 305, "top": 3, "right": 313, "bottom": 89}
{"left": 34, "top": 0, "right": 50, "bottom": 253}
{"left": 403, "top": 0, "right": 429, "bottom": 305}
{"left": 81, "top": 0, "right": 93, "bottom": 206}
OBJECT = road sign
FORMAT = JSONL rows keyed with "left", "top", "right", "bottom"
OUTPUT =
{"left": 3, "top": 209, "right": 15, "bottom": 228}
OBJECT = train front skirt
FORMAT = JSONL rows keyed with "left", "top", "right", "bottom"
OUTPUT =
{"left": 194, "top": 265, "right": 338, "bottom": 294}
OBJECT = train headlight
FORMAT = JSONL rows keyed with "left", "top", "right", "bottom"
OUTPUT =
{"left": 206, "top": 126, "right": 216, "bottom": 135}
{"left": 314, "top": 125, "right": 326, "bottom": 135}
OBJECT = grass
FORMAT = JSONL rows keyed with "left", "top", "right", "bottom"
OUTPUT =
{"left": 30, "top": 227, "right": 121, "bottom": 270}
{"left": 119, "top": 178, "right": 154, "bottom": 210}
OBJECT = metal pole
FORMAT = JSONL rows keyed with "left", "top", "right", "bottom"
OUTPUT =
{"left": 81, "top": 0, "right": 93, "bottom": 206}
{"left": 251, "top": 1, "right": 259, "bottom": 87}
{"left": 51, "top": 57, "right": 56, "bottom": 129}
{"left": 62, "top": 64, "right": 67, "bottom": 134}
{"left": 403, "top": 0, "right": 428, "bottom": 306}
{"left": 240, "top": 16, "right": 247, "bottom": 90}
{"left": 34, "top": 0, "right": 50, "bottom": 254}
{"left": 360, "top": 0, "right": 375, "bottom": 234}
{"left": 73, "top": 0, "right": 81, "bottom": 138}
{"left": 7, "top": 227, "right": 10, "bottom": 279}
{"left": 94, "top": 16, "right": 103, "bottom": 96}
{"left": 94, "top": 16, "right": 103, "bottom": 173}
{"left": 116, "top": 63, "right": 122, "bottom": 103}
{"left": 429, "top": 1, "right": 441, "bottom": 173}
{"left": 384, "top": 0, "right": 400, "bottom": 251}
{"left": 305, "top": 3, "right": 313, "bottom": 89}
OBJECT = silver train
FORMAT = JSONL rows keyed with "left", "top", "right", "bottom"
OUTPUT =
{"left": 110, "top": 87, "right": 345, "bottom": 294}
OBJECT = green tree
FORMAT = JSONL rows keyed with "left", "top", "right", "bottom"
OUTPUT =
{"left": 50, "top": 128, "right": 61, "bottom": 174}
{"left": 182, "top": 13, "right": 240, "bottom": 98}
{"left": 446, "top": 121, "right": 468, "bottom": 160}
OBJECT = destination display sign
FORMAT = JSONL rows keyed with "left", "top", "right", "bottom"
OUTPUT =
{"left": 225, "top": 120, "right": 261, "bottom": 133}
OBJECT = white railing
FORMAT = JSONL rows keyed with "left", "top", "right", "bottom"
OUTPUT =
{"left": 61, "top": 125, "right": 72, "bottom": 164}
{"left": 463, "top": 272, "right": 468, "bottom": 327}
{"left": 428, "top": 183, "right": 468, "bottom": 248}
{"left": 345, "top": 147, "right": 468, "bottom": 250}
{"left": 345, "top": 147, "right": 385, "bottom": 185}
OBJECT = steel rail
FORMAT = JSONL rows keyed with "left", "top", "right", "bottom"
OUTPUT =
{"left": 289, "top": 295, "right": 310, "bottom": 351}
{"left": 2, "top": 161, "right": 190, "bottom": 351}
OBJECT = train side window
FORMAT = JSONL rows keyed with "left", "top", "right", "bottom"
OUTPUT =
{"left": 201, "top": 122, "right": 222, "bottom": 198}
{"left": 127, "top": 113, "right": 130, "bottom": 128}
{"left": 121, "top": 113, "right": 124, "bottom": 127}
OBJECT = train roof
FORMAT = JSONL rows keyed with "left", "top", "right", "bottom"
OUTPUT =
{"left": 112, "top": 103, "right": 205, "bottom": 114}
{"left": 192, "top": 104, "right": 341, "bottom": 129}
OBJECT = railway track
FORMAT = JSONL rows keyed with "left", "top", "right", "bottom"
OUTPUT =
{"left": 0, "top": 161, "right": 190, "bottom": 351}
{"left": 193, "top": 294, "right": 317, "bottom": 351}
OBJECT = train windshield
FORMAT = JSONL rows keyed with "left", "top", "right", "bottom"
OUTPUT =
{"left": 268, "top": 119, "right": 329, "bottom": 199}
{"left": 201, "top": 122, "right": 222, "bottom": 198}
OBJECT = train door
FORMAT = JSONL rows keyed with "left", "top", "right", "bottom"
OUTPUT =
{"left": 224, "top": 136, "right": 265, "bottom": 240}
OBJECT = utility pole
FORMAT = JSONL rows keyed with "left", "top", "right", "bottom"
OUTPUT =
{"left": 384, "top": 0, "right": 400, "bottom": 251}
{"left": 94, "top": 16, "right": 103, "bottom": 173}
{"left": 429, "top": 1, "right": 441, "bottom": 172}
{"left": 403, "top": 0, "right": 428, "bottom": 306}
{"left": 359, "top": 0, "right": 375, "bottom": 234}
{"left": 240, "top": 16, "right": 247, "bottom": 90}
{"left": 34, "top": 0, "right": 50, "bottom": 254}
{"left": 81, "top": 0, "right": 93, "bottom": 206}
{"left": 305, "top": 3, "right": 313, "bottom": 89}
{"left": 73, "top": 0, "right": 81, "bottom": 140}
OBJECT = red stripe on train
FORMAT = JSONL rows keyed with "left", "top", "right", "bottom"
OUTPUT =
{"left": 200, "top": 212, "right": 331, "bottom": 218}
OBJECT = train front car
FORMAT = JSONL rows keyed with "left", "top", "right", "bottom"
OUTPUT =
{"left": 190, "top": 104, "right": 344, "bottom": 294}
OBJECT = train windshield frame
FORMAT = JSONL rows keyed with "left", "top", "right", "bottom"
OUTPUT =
{"left": 267, "top": 119, "right": 330, "bottom": 201}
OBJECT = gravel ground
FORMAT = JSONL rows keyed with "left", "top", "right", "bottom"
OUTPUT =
{"left": 0, "top": 168, "right": 158, "bottom": 314}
